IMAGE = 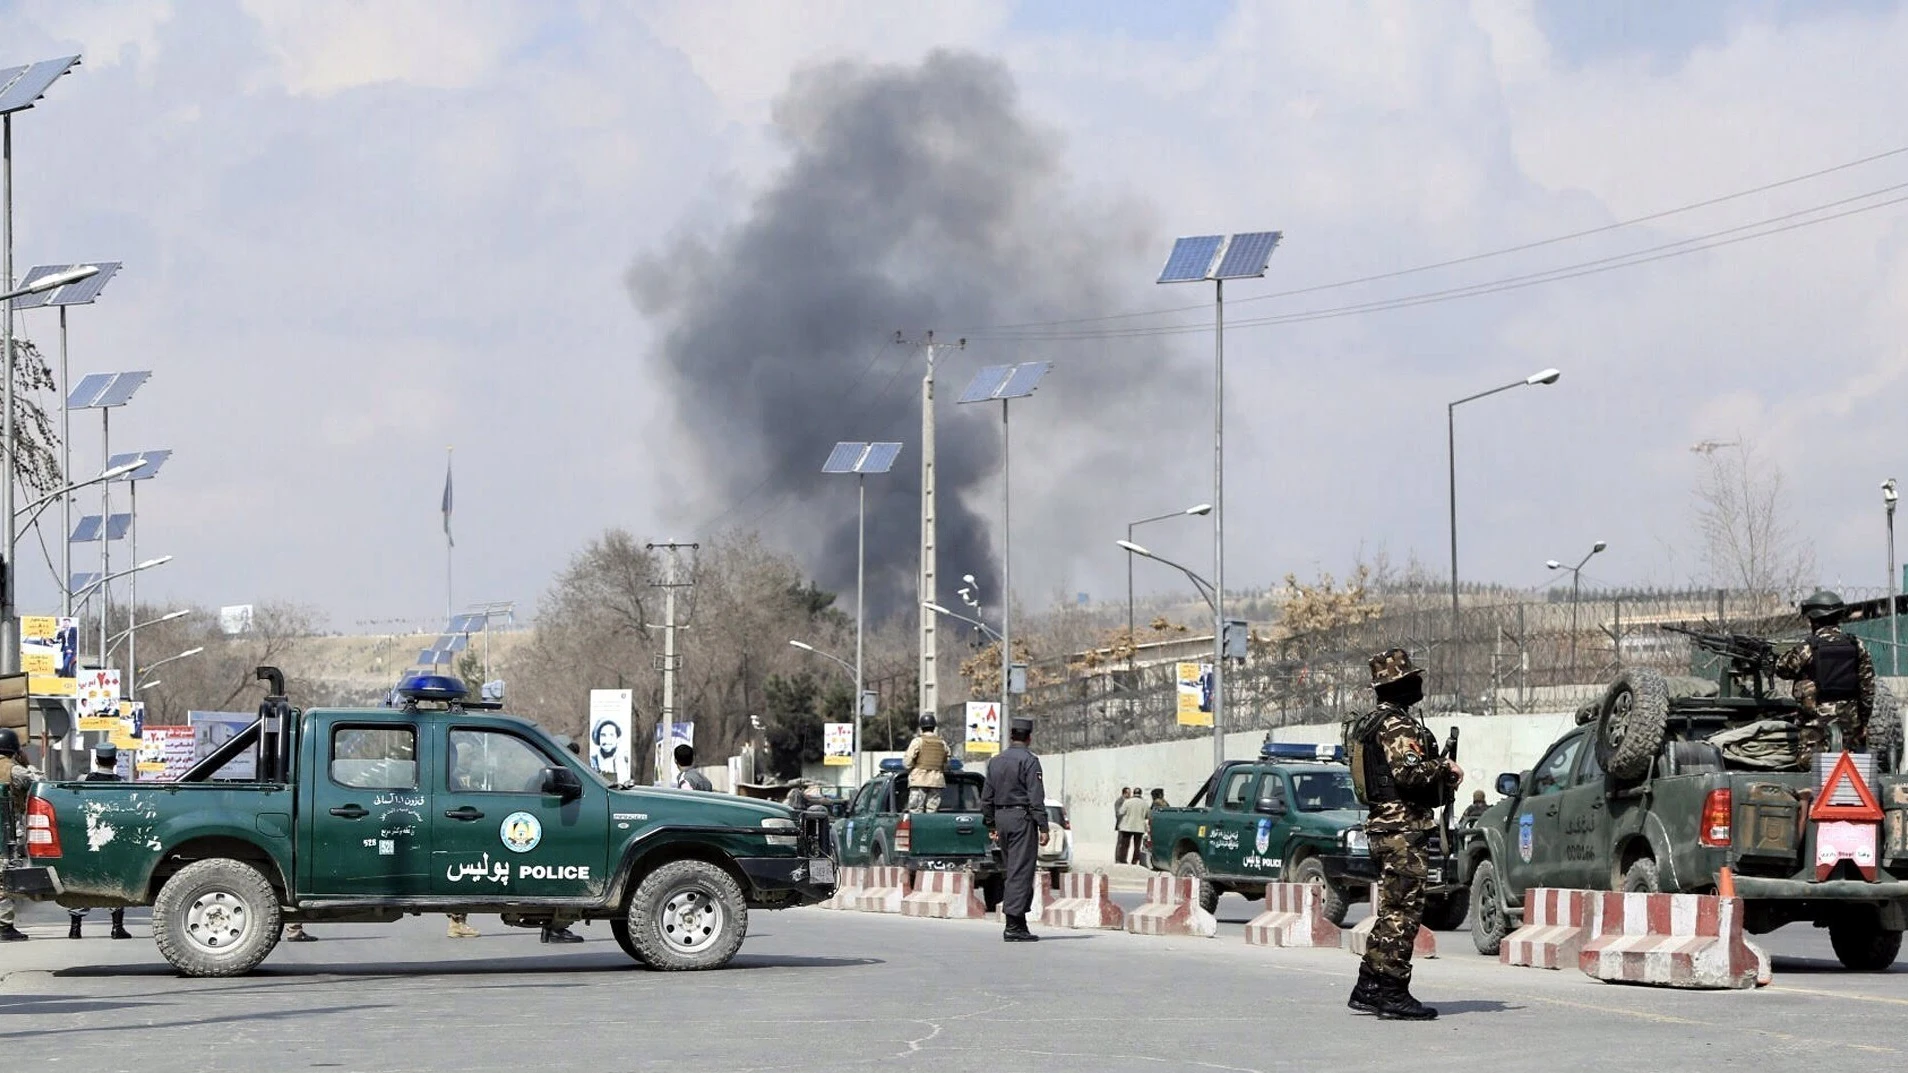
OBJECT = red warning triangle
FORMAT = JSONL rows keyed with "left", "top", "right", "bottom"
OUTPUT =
{"left": 1812, "top": 751, "right": 1883, "bottom": 822}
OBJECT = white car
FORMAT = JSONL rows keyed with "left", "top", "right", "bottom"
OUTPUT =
{"left": 1038, "top": 800, "right": 1073, "bottom": 883}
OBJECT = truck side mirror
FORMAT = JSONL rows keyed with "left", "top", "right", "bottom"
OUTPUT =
{"left": 542, "top": 766, "right": 583, "bottom": 802}
{"left": 1495, "top": 772, "right": 1522, "bottom": 797}
{"left": 1255, "top": 796, "right": 1286, "bottom": 816}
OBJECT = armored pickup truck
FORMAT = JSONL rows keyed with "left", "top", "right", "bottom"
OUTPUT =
{"left": 10, "top": 670, "right": 835, "bottom": 977}
{"left": 1146, "top": 742, "right": 1371, "bottom": 919}
{"left": 1463, "top": 657, "right": 1908, "bottom": 971}
{"left": 833, "top": 758, "right": 1004, "bottom": 903}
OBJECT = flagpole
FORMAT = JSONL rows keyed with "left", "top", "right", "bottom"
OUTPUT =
{"left": 443, "top": 446, "right": 453, "bottom": 649}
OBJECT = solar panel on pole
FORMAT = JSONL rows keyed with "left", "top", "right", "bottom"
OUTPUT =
{"left": 956, "top": 365, "right": 1016, "bottom": 404}
{"left": 822, "top": 441, "right": 866, "bottom": 474}
{"left": 1157, "top": 235, "right": 1224, "bottom": 283}
{"left": 11, "top": 262, "right": 121, "bottom": 310}
{"left": 0, "top": 56, "right": 80, "bottom": 115}
{"left": 104, "top": 513, "right": 131, "bottom": 541}
{"left": 93, "top": 370, "right": 151, "bottom": 408}
{"left": 69, "top": 572, "right": 100, "bottom": 592}
{"left": 106, "top": 449, "right": 172, "bottom": 482}
{"left": 857, "top": 442, "right": 903, "bottom": 474}
{"left": 1213, "top": 231, "right": 1283, "bottom": 280}
{"left": 67, "top": 372, "right": 114, "bottom": 409}
{"left": 69, "top": 515, "right": 101, "bottom": 543}
{"left": 996, "top": 361, "right": 1052, "bottom": 399}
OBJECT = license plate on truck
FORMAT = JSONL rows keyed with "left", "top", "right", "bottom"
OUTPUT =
{"left": 810, "top": 858, "right": 835, "bottom": 885}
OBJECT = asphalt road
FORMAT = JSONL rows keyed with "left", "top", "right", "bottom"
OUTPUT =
{"left": 5, "top": 897, "right": 1907, "bottom": 1073}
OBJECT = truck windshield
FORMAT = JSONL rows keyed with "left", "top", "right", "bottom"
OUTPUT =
{"left": 1289, "top": 771, "right": 1358, "bottom": 812}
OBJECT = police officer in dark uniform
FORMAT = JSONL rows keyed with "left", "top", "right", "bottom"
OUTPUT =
{"left": 68, "top": 744, "right": 131, "bottom": 940}
{"left": 982, "top": 716, "right": 1049, "bottom": 943}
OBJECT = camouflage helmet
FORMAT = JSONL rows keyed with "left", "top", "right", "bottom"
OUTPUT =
{"left": 1800, "top": 590, "right": 1847, "bottom": 623}
{"left": 919, "top": 713, "right": 937, "bottom": 731}
{"left": 1368, "top": 647, "right": 1425, "bottom": 687}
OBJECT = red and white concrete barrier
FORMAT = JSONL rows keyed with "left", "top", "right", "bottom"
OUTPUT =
{"left": 838, "top": 866, "right": 911, "bottom": 914}
{"left": 1501, "top": 888, "right": 1592, "bottom": 969}
{"left": 901, "top": 871, "right": 987, "bottom": 920}
{"left": 1244, "top": 882, "right": 1342, "bottom": 949}
{"left": 818, "top": 866, "right": 873, "bottom": 911}
{"left": 1125, "top": 875, "right": 1217, "bottom": 938}
{"left": 1041, "top": 871, "right": 1125, "bottom": 931}
{"left": 1342, "top": 887, "right": 1437, "bottom": 959}
{"left": 1579, "top": 891, "right": 1770, "bottom": 989}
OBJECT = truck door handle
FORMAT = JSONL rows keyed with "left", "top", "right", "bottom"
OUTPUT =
{"left": 444, "top": 806, "right": 485, "bottom": 821}
{"left": 1544, "top": 806, "right": 1559, "bottom": 817}
{"left": 329, "top": 805, "right": 369, "bottom": 819}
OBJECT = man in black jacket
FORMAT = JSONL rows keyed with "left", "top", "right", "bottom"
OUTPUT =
{"left": 982, "top": 717, "right": 1049, "bottom": 943}
{"left": 68, "top": 744, "right": 131, "bottom": 940}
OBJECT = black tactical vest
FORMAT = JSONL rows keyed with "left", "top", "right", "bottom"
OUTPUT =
{"left": 1811, "top": 633, "right": 1862, "bottom": 702}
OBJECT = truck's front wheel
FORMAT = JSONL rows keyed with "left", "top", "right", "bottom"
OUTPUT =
{"left": 1291, "top": 856, "right": 1349, "bottom": 926}
{"left": 1830, "top": 912, "right": 1903, "bottom": 971}
{"left": 624, "top": 859, "right": 749, "bottom": 971}
{"left": 1469, "top": 859, "right": 1511, "bottom": 956}
{"left": 152, "top": 858, "right": 282, "bottom": 978}
{"left": 1174, "top": 852, "right": 1219, "bottom": 915}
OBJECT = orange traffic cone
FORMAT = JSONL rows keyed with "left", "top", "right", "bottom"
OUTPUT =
{"left": 1718, "top": 866, "right": 1736, "bottom": 899}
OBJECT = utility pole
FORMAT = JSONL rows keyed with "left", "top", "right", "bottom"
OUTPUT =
{"left": 646, "top": 540, "right": 697, "bottom": 786}
{"left": 902, "top": 331, "right": 962, "bottom": 730}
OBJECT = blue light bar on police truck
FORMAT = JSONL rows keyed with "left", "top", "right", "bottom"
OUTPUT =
{"left": 878, "top": 757, "right": 963, "bottom": 773}
{"left": 396, "top": 674, "right": 468, "bottom": 704}
{"left": 1260, "top": 741, "right": 1345, "bottom": 764}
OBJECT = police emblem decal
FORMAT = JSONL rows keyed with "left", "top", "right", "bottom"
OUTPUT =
{"left": 501, "top": 811, "right": 543, "bottom": 853}
{"left": 1255, "top": 817, "right": 1272, "bottom": 856}
{"left": 1517, "top": 813, "right": 1534, "bottom": 863}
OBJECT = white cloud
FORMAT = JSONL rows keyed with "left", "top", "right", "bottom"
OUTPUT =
{"left": 239, "top": 0, "right": 534, "bottom": 96}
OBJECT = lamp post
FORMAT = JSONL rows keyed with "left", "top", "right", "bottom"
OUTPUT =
{"left": 1125, "top": 504, "right": 1211, "bottom": 663}
{"left": 1546, "top": 540, "right": 1606, "bottom": 681}
{"left": 1447, "top": 368, "right": 1561, "bottom": 709}
{"left": 134, "top": 645, "right": 202, "bottom": 694}
{"left": 821, "top": 441, "right": 902, "bottom": 787}
{"left": 105, "top": 608, "right": 189, "bottom": 662}
{"left": 12, "top": 459, "right": 138, "bottom": 528}
{"left": 1886, "top": 479, "right": 1900, "bottom": 676}
{"left": 70, "top": 555, "right": 170, "bottom": 610}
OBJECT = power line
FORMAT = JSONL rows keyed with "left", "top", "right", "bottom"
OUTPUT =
{"left": 958, "top": 139, "right": 1908, "bottom": 335}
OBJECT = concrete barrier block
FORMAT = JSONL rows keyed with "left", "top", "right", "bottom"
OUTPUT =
{"left": 1125, "top": 875, "right": 1217, "bottom": 938}
{"left": 900, "top": 871, "right": 986, "bottom": 919}
{"left": 1579, "top": 891, "right": 1769, "bottom": 990}
{"left": 1342, "top": 887, "right": 1437, "bottom": 959}
{"left": 1041, "top": 871, "right": 1125, "bottom": 931}
{"left": 1501, "top": 887, "right": 1592, "bottom": 969}
{"left": 849, "top": 866, "right": 911, "bottom": 914}
{"left": 1244, "top": 882, "right": 1341, "bottom": 948}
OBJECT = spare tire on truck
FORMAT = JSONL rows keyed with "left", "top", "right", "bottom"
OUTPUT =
{"left": 1597, "top": 669, "right": 1671, "bottom": 782}
{"left": 1871, "top": 684, "right": 1903, "bottom": 773}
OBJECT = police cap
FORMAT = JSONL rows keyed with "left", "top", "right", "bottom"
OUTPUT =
{"left": 1009, "top": 716, "right": 1034, "bottom": 736}
{"left": 94, "top": 742, "right": 118, "bottom": 761}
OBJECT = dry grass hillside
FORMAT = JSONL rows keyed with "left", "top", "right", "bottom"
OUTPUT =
{"left": 275, "top": 630, "right": 534, "bottom": 702}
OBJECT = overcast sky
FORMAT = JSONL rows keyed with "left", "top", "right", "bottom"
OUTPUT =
{"left": 2, "top": 0, "right": 1905, "bottom": 632}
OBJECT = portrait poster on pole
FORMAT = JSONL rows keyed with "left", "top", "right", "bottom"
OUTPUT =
{"left": 1176, "top": 662, "right": 1214, "bottom": 727}
{"left": 22, "top": 615, "right": 78, "bottom": 697}
{"left": 822, "top": 722, "right": 854, "bottom": 766}
{"left": 654, "top": 721, "right": 694, "bottom": 787}
{"left": 587, "top": 688, "right": 633, "bottom": 785}
{"left": 965, "top": 701, "right": 1000, "bottom": 757}
{"left": 76, "top": 669, "right": 123, "bottom": 732}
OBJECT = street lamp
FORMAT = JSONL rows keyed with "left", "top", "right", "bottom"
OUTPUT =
{"left": 923, "top": 601, "right": 1002, "bottom": 643}
{"left": 71, "top": 555, "right": 170, "bottom": 606}
{"left": 1159, "top": 231, "right": 1282, "bottom": 770}
{"left": 1125, "top": 504, "right": 1211, "bottom": 660}
{"left": 135, "top": 645, "right": 203, "bottom": 694}
{"left": 1447, "top": 368, "right": 1561, "bottom": 708}
{"left": 1886, "top": 479, "right": 1900, "bottom": 675}
{"left": 12, "top": 460, "right": 139, "bottom": 527}
{"left": 820, "top": 441, "right": 902, "bottom": 787}
{"left": 0, "top": 264, "right": 97, "bottom": 304}
{"left": 956, "top": 362, "right": 1052, "bottom": 738}
{"left": 106, "top": 608, "right": 189, "bottom": 661}
{"left": 788, "top": 639, "right": 855, "bottom": 681}
{"left": 1117, "top": 540, "right": 1217, "bottom": 612}
{"left": 1546, "top": 540, "right": 1606, "bottom": 681}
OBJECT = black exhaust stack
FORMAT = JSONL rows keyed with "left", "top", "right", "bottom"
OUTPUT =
{"left": 256, "top": 666, "right": 290, "bottom": 784}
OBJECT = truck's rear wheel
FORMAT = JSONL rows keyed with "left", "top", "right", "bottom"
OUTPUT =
{"left": 1469, "top": 859, "right": 1511, "bottom": 956}
{"left": 624, "top": 859, "right": 748, "bottom": 971}
{"left": 1174, "top": 852, "right": 1219, "bottom": 914}
{"left": 1621, "top": 857, "right": 1661, "bottom": 893}
{"left": 152, "top": 858, "right": 281, "bottom": 978}
{"left": 1423, "top": 889, "right": 1470, "bottom": 931}
{"left": 1830, "top": 913, "right": 1903, "bottom": 971}
{"left": 1597, "top": 669, "right": 1670, "bottom": 781}
{"left": 1291, "top": 855, "right": 1349, "bottom": 926}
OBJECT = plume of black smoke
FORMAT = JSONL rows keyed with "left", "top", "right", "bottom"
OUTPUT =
{"left": 631, "top": 51, "right": 1187, "bottom": 620}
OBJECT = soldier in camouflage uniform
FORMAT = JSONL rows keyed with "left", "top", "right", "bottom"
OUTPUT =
{"left": 1775, "top": 591, "right": 1876, "bottom": 754}
{"left": 1345, "top": 649, "right": 1459, "bottom": 1020}
{"left": 0, "top": 728, "right": 42, "bottom": 941}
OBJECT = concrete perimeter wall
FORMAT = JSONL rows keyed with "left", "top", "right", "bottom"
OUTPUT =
{"left": 1046, "top": 713, "right": 1577, "bottom": 863}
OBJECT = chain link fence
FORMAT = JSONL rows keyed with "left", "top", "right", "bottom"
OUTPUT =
{"left": 1007, "top": 587, "right": 1883, "bottom": 753}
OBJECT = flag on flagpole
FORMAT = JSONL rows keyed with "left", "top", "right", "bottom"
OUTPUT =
{"left": 441, "top": 453, "right": 454, "bottom": 548}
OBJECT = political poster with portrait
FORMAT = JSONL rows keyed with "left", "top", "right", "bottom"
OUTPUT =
{"left": 189, "top": 711, "right": 258, "bottom": 779}
{"left": 136, "top": 724, "right": 196, "bottom": 781}
{"left": 823, "top": 722, "right": 854, "bottom": 766}
{"left": 21, "top": 614, "right": 78, "bottom": 697}
{"left": 587, "top": 688, "right": 633, "bottom": 785}
{"left": 1176, "top": 662, "right": 1214, "bottom": 727}
{"left": 654, "top": 720, "right": 693, "bottom": 787}
{"left": 76, "top": 669, "right": 123, "bottom": 731}
{"left": 965, "top": 701, "right": 1000, "bottom": 757}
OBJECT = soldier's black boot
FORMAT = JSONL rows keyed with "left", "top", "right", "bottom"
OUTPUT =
{"left": 1347, "top": 965, "right": 1383, "bottom": 1013}
{"left": 110, "top": 910, "right": 131, "bottom": 940}
{"left": 541, "top": 925, "right": 585, "bottom": 944}
{"left": 1373, "top": 974, "right": 1437, "bottom": 1021}
{"left": 68, "top": 916, "right": 82, "bottom": 939}
{"left": 0, "top": 923, "right": 28, "bottom": 941}
{"left": 1003, "top": 914, "right": 1039, "bottom": 942}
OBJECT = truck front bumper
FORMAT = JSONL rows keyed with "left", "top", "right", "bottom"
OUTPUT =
{"left": 1, "top": 863, "right": 62, "bottom": 901}
{"left": 1733, "top": 876, "right": 1908, "bottom": 900}
{"left": 737, "top": 857, "right": 838, "bottom": 905}
{"left": 1319, "top": 853, "right": 1462, "bottom": 889}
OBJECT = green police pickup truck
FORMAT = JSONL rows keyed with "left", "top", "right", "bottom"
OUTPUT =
{"left": 10, "top": 670, "right": 835, "bottom": 977}
{"left": 1462, "top": 666, "right": 1908, "bottom": 970}
{"left": 833, "top": 758, "right": 1004, "bottom": 902}
{"left": 1146, "top": 742, "right": 1369, "bottom": 919}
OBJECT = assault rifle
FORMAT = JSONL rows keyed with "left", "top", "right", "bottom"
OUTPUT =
{"left": 1659, "top": 623, "right": 1780, "bottom": 699}
{"left": 1437, "top": 726, "right": 1459, "bottom": 861}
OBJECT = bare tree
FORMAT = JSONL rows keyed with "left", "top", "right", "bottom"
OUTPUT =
{"left": 132, "top": 601, "right": 328, "bottom": 725}
{"left": 1693, "top": 440, "right": 1814, "bottom": 600}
